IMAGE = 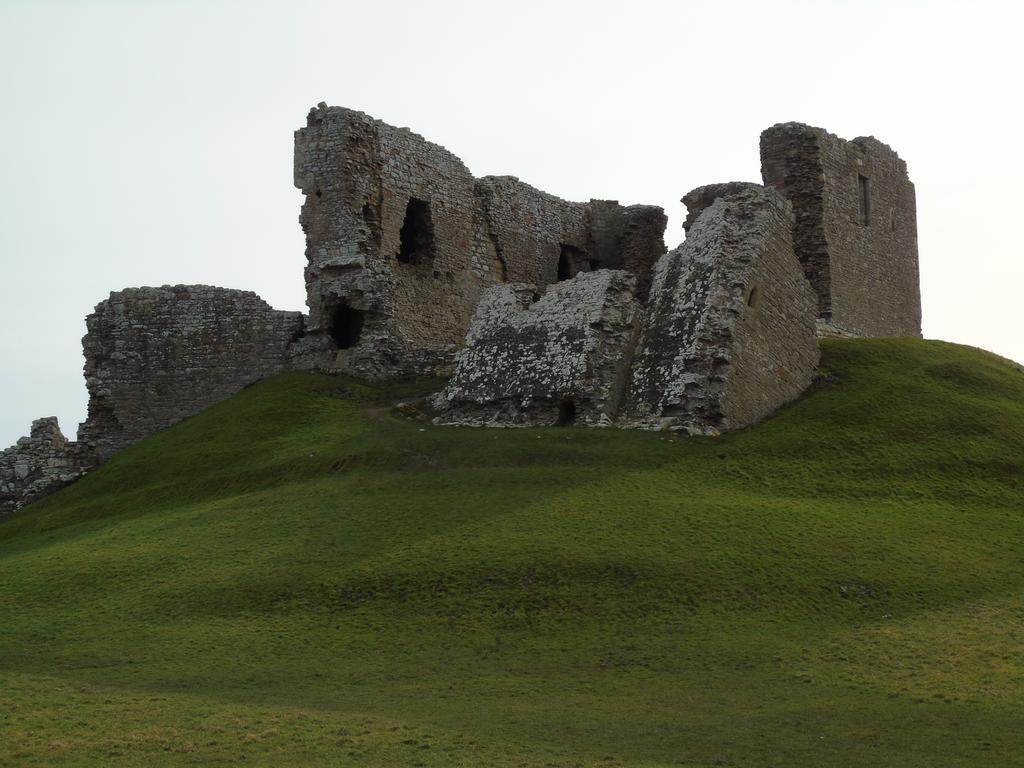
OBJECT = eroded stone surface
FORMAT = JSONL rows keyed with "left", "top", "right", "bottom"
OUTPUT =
{"left": 435, "top": 270, "right": 641, "bottom": 426}
{"left": 0, "top": 418, "right": 92, "bottom": 519}
{"left": 293, "top": 105, "right": 666, "bottom": 379}
{"left": 623, "top": 183, "right": 820, "bottom": 433}
{"left": 760, "top": 123, "right": 921, "bottom": 337}
{"left": 77, "top": 285, "right": 304, "bottom": 461}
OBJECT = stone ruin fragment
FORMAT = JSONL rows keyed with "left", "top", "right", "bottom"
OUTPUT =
{"left": 760, "top": 123, "right": 921, "bottom": 337}
{"left": 621, "top": 183, "right": 820, "bottom": 433}
{"left": 434, "top": 270, "right": 642, "bottom": 427}
{"left": 79, "top": 286, "right": 304, "bottom": 462}
{"left": 290, "top": 104, "right": 666, "bottom": 379}
{"left": 0, "top": 418, "right": 90, "bottom": 518}
{"left": 439, "top": 183, "right": 820, "bottom": 433}
{"left": 1, "top": 105, "right": 924, "bottom": 517}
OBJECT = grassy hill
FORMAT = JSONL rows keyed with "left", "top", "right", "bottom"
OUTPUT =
{"left": 1, "top": 338, "right": 1023, "bottom": 767}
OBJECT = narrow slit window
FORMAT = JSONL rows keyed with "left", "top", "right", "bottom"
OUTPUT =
{"left": 858, "top": 174, "right": 871, "bottom": 226}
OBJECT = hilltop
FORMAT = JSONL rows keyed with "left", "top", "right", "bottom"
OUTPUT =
{"left": 1, "top": 338, "right": 1023, "bottom": 767}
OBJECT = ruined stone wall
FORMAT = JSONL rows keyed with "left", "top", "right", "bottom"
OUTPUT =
{"left": 474, "top": 176, "right": 589, "bottom": 286}
{"left": 586, "top": 202, "right": 668, "bottom": 299}
{"left": 475, "top": 178, "right": 667, "bottom": 292}
{"left": 436, "top": 270, "right": 641, "bottom": 427}
{"left": 624, "top": 183, "right": 819, "bottom": 433}
{"left": 294, "top": 105, "right": 485, "bottom": 378}
{"left": 294, "top": 105, "right": 666, "bottom": 379}
{"left": 77, "top": 285, "right": 304, "bottom": 461}
{"left": 439, "top": 186, "right": 818, "bottom": 433}
{"left": 1, "top": 418, "right": 92, "bottom": 519}
{"left": 760, "top": 123, "right": 921, "bottom": 337}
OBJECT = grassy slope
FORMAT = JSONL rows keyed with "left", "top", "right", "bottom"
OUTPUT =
{"left": 1, "top": 338, "right": 1023, "bottom": 767}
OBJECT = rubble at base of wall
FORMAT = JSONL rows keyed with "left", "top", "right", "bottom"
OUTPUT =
{"left": 287, "top": 332, "right": 457, "bottom": 381}
{"left": 0, "top": 418, "right": 94, "bottom": 519}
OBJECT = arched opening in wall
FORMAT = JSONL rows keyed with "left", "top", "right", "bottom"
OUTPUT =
{"left": 397, "top": 198, "right": 436, "bottom": 265}
{"left": 555, "top": 400, "right": 577, "bottom": 427}
{"left": 558, "top": 244, "right": 587, "bottom": 281}
{"left": 328, "top": 304, "right": 365, "bottom": 349}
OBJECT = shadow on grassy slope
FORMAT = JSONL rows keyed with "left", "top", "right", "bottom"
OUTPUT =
{"left": 1, "top": 338, "right": 1022, "bottom": 767}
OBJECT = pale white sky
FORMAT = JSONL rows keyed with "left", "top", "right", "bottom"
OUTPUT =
{"left": 1, "top": 0, "right": 1022, "bottom": 447}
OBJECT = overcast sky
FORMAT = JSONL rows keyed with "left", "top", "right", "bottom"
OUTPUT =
{"left": 1, "top": 0, "right": 1022, "bottom": 448}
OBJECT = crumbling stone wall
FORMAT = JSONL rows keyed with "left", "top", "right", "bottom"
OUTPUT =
{"left": 439, "top": 185, "right": 819, "bottom": 434}
{"left": 294, "top": 105, "right": 485, "bottom": 378}
{"left": 294, "top": 104, "right": 666, "bottom": 379}
{"left": 77, "top": 285, "right": 303, "bottom": 461}
{"left": 586, "top": 201, "right": 668, "bottom": 300}
{"left": 435, "top": 270, "right": 641, "bottom": 426}
{"left": 760, "top": 123, "right": 921, "bottom": 337}
{"left": 623, "top": 183, "right": 819, "bottom": 433}
{"left": 475, "top": 177, "right": 667, "bottom": 295}
{"left": 1, "top": 418, "right": 92, "bottom": 518}
{"left": 474, "top": 176, "right": 590, "bottom": 286}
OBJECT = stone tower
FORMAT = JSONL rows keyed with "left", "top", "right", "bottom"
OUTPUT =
{"left": 760, "top": 123, "right": 921, "bottom": 337}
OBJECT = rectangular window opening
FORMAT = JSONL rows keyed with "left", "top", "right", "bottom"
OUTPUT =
{"left": 397, "top": 198, "right": 436, "bottom": 265}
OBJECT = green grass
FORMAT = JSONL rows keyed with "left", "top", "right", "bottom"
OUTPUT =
{"left": 1, "top": 338, "right": 1023, "bottom": 767}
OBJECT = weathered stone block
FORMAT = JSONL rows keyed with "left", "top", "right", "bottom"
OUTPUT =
{"left": 436, "top": 270, "right": 642, "bottom": 426}
{"left": 623, "top": 183, "right": 820, "bottom": 433}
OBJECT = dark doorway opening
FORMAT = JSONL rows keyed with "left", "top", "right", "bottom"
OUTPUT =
{"left": 557, "top": 250, "right": 572, "bottom": 281}
{"left": 555, "top": 400, "right": 577, "bottom": 426}
{"left": 328, "top": 304, "right": 364, "bottom": 349}
{"left": 558, "top": 244, "right": 588, "bottom": 281}
{"left": 397, "top": 198, "right": 436, "bottom": 265}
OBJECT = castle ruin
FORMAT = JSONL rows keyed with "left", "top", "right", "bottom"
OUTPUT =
{"left": 0, "top": 105, "right": 921, "bottom": 517}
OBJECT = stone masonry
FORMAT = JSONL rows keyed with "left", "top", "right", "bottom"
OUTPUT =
{"left": 760, "top": 123, "right": 921, "bottom": 337}
{"left": 77, "top": 285, "right": 304, "bottom": 461}
{"left": 291, "top": 104, "right": 666, "bottom": 379}
{"left": 623, "top": 183, "right": 820, "bottom": 433}
{"left": 0, "top": 418, "right": 92, "bottom": 518}
{"left": 437, "top": 183, "right": 820, "bottom": 432}
{"left": 435, "top": 270, "right": 642, "bottom": 427}
{"left": 2, "top": 107, "right": 924, "bottom": 518}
